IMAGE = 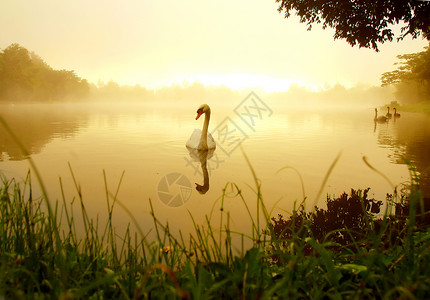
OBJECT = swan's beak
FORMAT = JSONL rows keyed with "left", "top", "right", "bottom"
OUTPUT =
{"left": 196, "top": 111, "right": 203, "bottom": 120}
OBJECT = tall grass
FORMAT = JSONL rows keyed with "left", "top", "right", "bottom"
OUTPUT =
{"left": 0, "top": 161, "right": 429, "bottom": 299}
{"left": 1, "top": 116, "right": 429, "bottom": 298}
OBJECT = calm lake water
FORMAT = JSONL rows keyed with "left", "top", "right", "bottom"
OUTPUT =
{"left": 1, "top": 98, "right": 429, "bottom": 243}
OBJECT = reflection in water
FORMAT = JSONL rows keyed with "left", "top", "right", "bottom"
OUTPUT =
{"left": 185, "top": 104, "right": 217, "bottom": 195}
{"left": 186, "top": 148, "right": 214, "bottom": 194}
{"left": 374, "top": 112, "right": 430, "bottom": 197}
{"left": 0, "top": 104, "right": 89, "bottom": 161}
{"left": 1, "top": 103, "right": 430, "bottom": 242}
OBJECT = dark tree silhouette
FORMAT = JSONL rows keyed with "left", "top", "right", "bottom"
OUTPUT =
{"left": 276, "top": 0, "right": 430, "bottom": 51}
{"left": 381, "top": 46, "right": 430, "bottom": 102}
{"left": 0, "top": 44, "right": 89, "bottom": 102}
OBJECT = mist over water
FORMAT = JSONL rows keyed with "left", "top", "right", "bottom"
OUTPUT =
{"left": 0, "top": 100, "right": 429, "bottom": 241}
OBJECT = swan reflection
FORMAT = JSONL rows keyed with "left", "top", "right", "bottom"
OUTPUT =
{"left": 186, "top": 148, "right": 214, "bottom": 194}
{"left": 186, "top": 104, "right": 216, "bottom": 194}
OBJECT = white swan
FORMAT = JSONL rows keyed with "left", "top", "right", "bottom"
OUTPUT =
{"left": 186, "top": 104, "right": 216, "bottom": 150}
{"left": 386, "top": 107, "right": 392, "bottom": 119}
{"left": 393, "top": 107, "right": 401, "bottom": 118}
{"left": 374, "top": 108, "right": 387, "bottom": 123}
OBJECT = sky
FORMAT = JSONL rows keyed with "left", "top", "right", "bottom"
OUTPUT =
{"left": 0, "top": 0, "right": 428, "bottom": 92}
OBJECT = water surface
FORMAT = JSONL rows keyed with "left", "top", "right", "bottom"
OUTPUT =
{"left": 1, "top": 100, "right": 429, "bottom": 242}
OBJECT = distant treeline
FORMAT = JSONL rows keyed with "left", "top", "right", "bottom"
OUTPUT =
{"left": 0, "top": 44, "right": 90, "bottom": 102}
{"left": 1, "top": 43, "right": 428, "bottom": 105}
{"left": 92, "top": 80, "right": 242, "bottom": 104}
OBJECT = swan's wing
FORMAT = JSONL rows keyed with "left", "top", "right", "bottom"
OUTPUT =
{"left": 186, "top": 129, "right": 202, "bottom": 148}
{"left": 207, "top": 132, "right": 216, "bottom": 149}
{"left": 186, "top": 129, "right": 216, "bottom": 149}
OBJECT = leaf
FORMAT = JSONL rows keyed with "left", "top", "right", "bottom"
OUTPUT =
{"left": 338, "top": 263, "right": 368, "bottom": 274}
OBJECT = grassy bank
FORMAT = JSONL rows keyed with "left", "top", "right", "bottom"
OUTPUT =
{"left": 1, "top": 166, "right": 429, "bottom": 299}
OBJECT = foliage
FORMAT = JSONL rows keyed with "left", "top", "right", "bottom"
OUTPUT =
{"left": 275, "top": 0, "right": 430, "bottom": 51}
{"left": 269, "top": 188, "right": 383, "bottom": 259}
{"left": 381, "top": 46, "right": 430, "bottom": 103}
{"left": 0, "top": 44, "right": 90, "bottom": 102}
{"left": 0, "top": 171, "right": 430, "bottom": 298}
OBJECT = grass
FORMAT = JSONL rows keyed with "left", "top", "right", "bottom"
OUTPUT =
{"left": 0, "top": 160, "right": 429, "bottom": 299}
{"left": 1, "top": 115, "right": 429, "bottom": 299}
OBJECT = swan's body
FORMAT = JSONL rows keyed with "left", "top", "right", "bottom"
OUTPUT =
{"left": 386, "top": 107, "right": 392, "bottom": 119}
{"left": 393, "top": 107, "right": 401, "bottom": 118}
{"left": 186, "top": 104, "right": 216, "bottom": 150}
{"left": 187, "top": 129, "right": 216, "bottom": 150}
{"left": 374, "top": 108, "right": 387, "bottom": 123}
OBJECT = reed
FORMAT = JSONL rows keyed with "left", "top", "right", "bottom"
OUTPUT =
{"left": 0, "top": 115, "right": 429, "bottom": 298}
{"left": 0, "top": 161, "right": 429, "bottom": 299}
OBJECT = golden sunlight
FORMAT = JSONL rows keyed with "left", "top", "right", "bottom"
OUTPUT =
{"left": 160, "top": 73, "right": 316, "bottom": 93}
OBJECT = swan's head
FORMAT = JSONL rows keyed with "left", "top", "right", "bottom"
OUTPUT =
{"left": 195, "top": 104, "right": 211, "bottom": 120}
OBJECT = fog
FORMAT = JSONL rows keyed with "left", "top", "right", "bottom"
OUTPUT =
{"left": 0, "top": 43, "right": 419, "bottom": 110}
{"left": 89, "top": 80, "right": 394, "bottom": 110}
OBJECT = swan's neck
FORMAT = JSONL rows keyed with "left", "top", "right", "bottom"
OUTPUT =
{"left": 199, "top": 110, "right": 210, "bottom": 149}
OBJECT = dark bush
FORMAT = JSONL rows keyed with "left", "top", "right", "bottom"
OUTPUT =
{"left": 268, "top": 188, "right": 430, "bottom": 263}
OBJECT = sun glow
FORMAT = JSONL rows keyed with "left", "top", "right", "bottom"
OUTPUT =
{"left": 154, "top": 73, "right": 318, "bottom": 93}
{"left": 1, "top": 0, "right": 428, "bottom": 95}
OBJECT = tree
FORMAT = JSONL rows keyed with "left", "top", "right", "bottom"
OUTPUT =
{"left": 381, "top": 46, "right": 430, "bottom": 102}
{"left": 381, "top": 47, "right": 430, "bottom": 85}
{"left": 0, "top": 43, "right": 34, "bottom": 100}
{"left": 0, "top": 44, "right": 89, "bottom": 102}
{"left": 276, "top": 0, "right": 430, "bottom": 51}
